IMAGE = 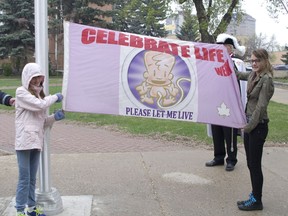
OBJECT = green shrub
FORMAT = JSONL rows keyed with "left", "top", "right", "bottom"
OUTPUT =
{"left": 2, "top": 63, "right": 13, "bottom": 76}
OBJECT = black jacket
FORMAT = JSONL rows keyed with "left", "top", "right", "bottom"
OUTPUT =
{"left": 0, "top": 90, "right": 12, "bottom": 106}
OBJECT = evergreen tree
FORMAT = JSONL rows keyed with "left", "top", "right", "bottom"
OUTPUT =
{"left": 281, "top": 46, "right": 288, "bottom": 64}
{"left": 47, "top": 0, "right": 115, "bottom": 49}
{"left": 112, "top": 0, "right": 137, "bottom": 32}
{"left": 113, "top": 0, "right": 168, "bottom": 37}
{"left": 48, "top": 0, "right": 115, "bottom": 71}
{"left": 0, "top": 0, "right": 34, "bottom": 71}
{"left": 48, "top": 0, "right": 64, "bottom": 35}
{"left": 61, "top": 0, "right": 114, "bottom": 27}
{"left": 48, "top": 0, "right": 115, "bottom": 35}
{"left": 176, "top": 9, "right": 200, "bottom": 42}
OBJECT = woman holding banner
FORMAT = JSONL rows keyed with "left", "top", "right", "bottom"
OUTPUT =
{"left": 236, "top": 48, "right": 274, "bottom": 211}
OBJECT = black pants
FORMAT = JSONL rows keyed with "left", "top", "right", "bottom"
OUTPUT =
{"left": 211, "top": 125, "right": 238, "bottom": 165}
{"left": 244, "top": 122, "right": 268, "bottom": 202}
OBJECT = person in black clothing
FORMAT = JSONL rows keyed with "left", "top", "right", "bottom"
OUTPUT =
{"left": 0, "top": 90, "right": 15, "bottom": 106}
{"left": 236, "top": 48, "right": 274, "bottom": 211}
{"left": 206, "top": 33, "right": 247, "bottom": 171}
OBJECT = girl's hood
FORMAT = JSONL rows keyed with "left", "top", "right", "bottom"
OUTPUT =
{"left": 21, "top": 63, "right": 45, "bottom": 89}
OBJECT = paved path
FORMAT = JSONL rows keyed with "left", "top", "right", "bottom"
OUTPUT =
{"left": 0, "top": 87, "right": 287, "bottom": 216}
{"left": 0, "top": 112, "right": 196, "bottom": 155}
{"left": 271, "top": 87, "right": 288, "bottom": 104}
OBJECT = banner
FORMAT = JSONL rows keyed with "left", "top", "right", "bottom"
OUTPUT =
{"left": 62, "top": 22, "right": 246, "bottom": 128}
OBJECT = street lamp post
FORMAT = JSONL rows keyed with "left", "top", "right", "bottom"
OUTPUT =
{"left": 34, "top": 0, "right": 63, "bottom": 215}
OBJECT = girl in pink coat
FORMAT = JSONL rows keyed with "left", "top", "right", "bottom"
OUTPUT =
{"left": 15, "top": 63, "right": 64, "bottom": 216}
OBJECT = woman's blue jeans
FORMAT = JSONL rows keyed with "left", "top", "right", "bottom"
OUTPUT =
{"left": 15, "top": 149, "right": 41, "bottom": 212}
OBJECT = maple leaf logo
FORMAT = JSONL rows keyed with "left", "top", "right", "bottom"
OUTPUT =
{"left": 217, "top": 102, "right": 230, "bottom": 117}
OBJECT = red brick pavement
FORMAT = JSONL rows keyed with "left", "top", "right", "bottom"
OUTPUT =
{"left": 0, "top": 111, "right": 193, "bottom": 155}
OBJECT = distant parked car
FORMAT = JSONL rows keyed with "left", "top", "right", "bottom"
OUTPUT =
{"left": 273, "top": 65, "right": 288, "bottom": 70}
{"left": 246, "top": 66, "right": 252, "bottom": 71}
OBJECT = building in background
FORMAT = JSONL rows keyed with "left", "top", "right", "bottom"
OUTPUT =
{"left": 226, "top": 13, "right": 256, "bottom": 45}
{"left": 226, "top": 13, "right": 256, "bottom": 38}
{"left": 164, "top": 12, "right": 184, "bottom": 39}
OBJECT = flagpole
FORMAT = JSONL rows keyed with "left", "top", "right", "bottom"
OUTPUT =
{"left": 34, "top": 0, "right": 63, "bottom": 214}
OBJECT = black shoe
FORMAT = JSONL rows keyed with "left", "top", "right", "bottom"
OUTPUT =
{"left": 225, "top": 163, "right": 235, "bottom": 171}
{"left": 238, "top": 201, "right": 263, "bottom": 211}
{"left": 238, "top": 194, "right": 263, "bottom": 211}
{"left": 205, "top": 159, "right": 224, "bottom": 167}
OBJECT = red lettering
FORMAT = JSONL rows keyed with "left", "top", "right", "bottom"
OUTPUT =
{"left": 209, "top": 49, "right": 217, "bottom": 61}
{"left": 96, "top": 29, "right": 108, "bottom": 44}
{"left": 194, "top": 47, "right": 209, "bottom": 60}
{"left": 158, "top": 41, "right": 172, "bottom": 54}
{"left": 118, "top": 33, "right": 129, "bottom": 46}
{"left": 215, "top": 60, "right": 232, "bottom": 76}
{"left": 81, "top": 28, "right": 194, "bottom": 59}
{"left": 130, "top": 35, "right": 143, "bottom": 48}
{"left": 81, "top": 28, "right": 96, "bottom": 44}
{"left": 168, "top": 43, "right": 179, "bottom": 55}
{"left": 181, "top": 45, "right": 190, "bottom": 57}
{"left": 195, "top": 46, "right": 227, "bottom": 62}
{"left": 217, "top": 49, "right": 224, "bottom": 62}
{"left": 144, "top": 38, "right": 158, "bottom": 51}
{"left": 202, "top": 47, "right": 209, "bottom": 60}
{"left": 194, "top": 47, "right": 202, "bottom": 60}
{"left": 107, "top": 31, "right": 118, "bottom": 44}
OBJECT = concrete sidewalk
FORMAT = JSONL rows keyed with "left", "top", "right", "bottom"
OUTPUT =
{"left": 1, "top": 147, "right": 288, "bottom": 216}
{"left": 0, "top": 86, "right": 287, "bottom": 216}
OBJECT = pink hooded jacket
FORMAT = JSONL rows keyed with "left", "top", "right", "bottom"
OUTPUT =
{"left": 15, "top": 63, "right": 58, "bottom": 151}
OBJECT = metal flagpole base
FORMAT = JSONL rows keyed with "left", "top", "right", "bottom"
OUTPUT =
{"left": 35, "top": 187, "right": 63, "bottom": 215}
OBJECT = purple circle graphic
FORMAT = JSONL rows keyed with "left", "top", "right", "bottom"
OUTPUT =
{"left": 127, "top": 50, "right": 191, "bottom": 109}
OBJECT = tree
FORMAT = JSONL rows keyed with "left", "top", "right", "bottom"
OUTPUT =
{"left": 175, "top": 0, "right": 288, "bottom": 44}
{"left": 176, "top": 8, "right": 200, "bottom": 41}
{"left": 266, "top": 0, "right": 288, "bottom": 18}
{"left": 48, "top": 0, "right": 115, "bottom": 70}
{"left": 281, "top": 46, "right": 288, "bottom": 64}
{"left": 113, "top": 0, "right": 168, "bottom": 37}
{"left": 48, "top": 0, "right": 115, "bottom": 29}
{"left": 63, "top": 0, "right": 115, "bottom": 27}
{"left": 175, "top": 0, "right": 243, "bottom": 43}
{"left": 48, "top": 0, "right": 115, "bottom": 42}
{"left": 244, "top": 34, "right": 281, "bottom": 58}
{"left": 0, "top": 0, "right": 35, "bottom": 72}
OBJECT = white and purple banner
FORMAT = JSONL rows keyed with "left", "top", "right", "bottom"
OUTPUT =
{"left": 62, "top": 22, "right": 246, "bottom": 128}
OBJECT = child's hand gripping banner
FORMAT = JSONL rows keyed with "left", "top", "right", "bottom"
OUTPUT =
{"left": 62, "top": 21, "right": 246, "bottom": 128}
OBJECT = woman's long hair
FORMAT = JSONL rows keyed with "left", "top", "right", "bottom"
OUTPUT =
{"left": 252, "top": 48, "right": 274, "bottom": 77}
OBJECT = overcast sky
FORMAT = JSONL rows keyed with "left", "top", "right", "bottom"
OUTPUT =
{"left": 242, "top": 0, "right": 288, "bottom": 46}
